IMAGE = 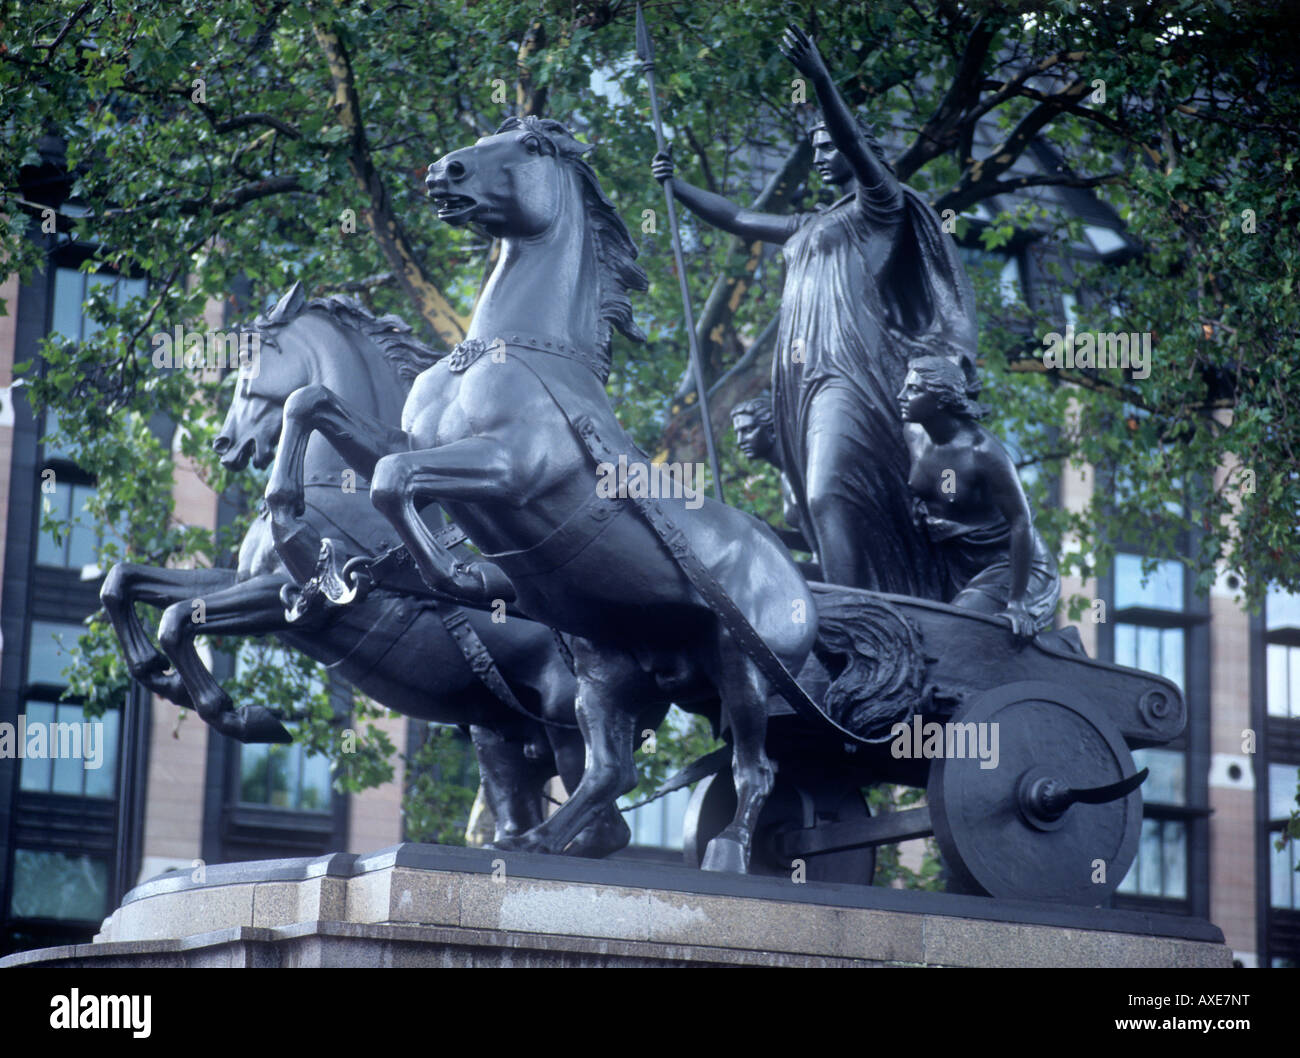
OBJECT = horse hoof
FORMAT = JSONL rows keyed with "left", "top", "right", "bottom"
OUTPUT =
{"left": 213, "top": 706, "right": 292, "bottom": 744}
{"left": 566, "top": 813, "right": 631, "bottom": 859}
{"left": 488, "top": 833, "right": 542, "bottom": 854}
{"left": 701, "top": 830, "right": 751, "bottom": 874}
{"left": 236, "top": 706, "right": 294, "bottom": 744}
{"left": 451, "top": 561, "right": 517, "bottom": 605}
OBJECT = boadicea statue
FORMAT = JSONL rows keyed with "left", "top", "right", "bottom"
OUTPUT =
{"left": 654, "top": 24, "right": 978, "bottom": 598}
{"left": 101, "top": 15, "right": 1190, "bottom": 902}
{"left": 254, "top": 103, "right": 1184, "bottom": 900}
{"left": 899, "top": 356, "right": 1060, "bottom": 639}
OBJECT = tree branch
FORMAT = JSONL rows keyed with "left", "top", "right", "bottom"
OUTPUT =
{"left": 948, "top": 79, "right": 1093, "bottom": 202}
{"left": 42, "top": 1, "right": 94, "bottom": 59}
{"left": 515, "top": 20, "right": 548, "bottom": 117}
{"left": 894, "top": 15, "right": 1004, "bottom": 179}
{"left": 313, "top": 21, "right": 467, "bottom": 346}
{"left": 936, "top": 171, "right": 1125, "bottom": 214}
{"left": 211, "top": 113, "right": 302, "bottom": 140}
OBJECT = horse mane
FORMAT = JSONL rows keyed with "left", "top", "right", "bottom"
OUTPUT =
{"left": 496, "top": 116, "right": 648, "bottom": 368}
{"left": 253, "top": 292, "right": 443, "bottom": 384}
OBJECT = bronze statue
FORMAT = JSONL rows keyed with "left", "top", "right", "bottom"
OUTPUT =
{"left": 264, "top": 116, "right": 821, "bottom": 873}
{"left": 84, "top": 11, "right": 1196, "bottom": 903}
{"left": 729, "top": 393, "right": 812, "bottom": 559}
{"left": 899, "top": 356, "right": 1060, "bottom": 638}
{"left": 654, "top": 24, "right": 978, "bottom": 598}
{"left": 102, "top": 285, "right": 629, "bottom": 855}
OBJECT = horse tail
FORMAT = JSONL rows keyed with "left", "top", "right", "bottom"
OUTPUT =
{"left": 810, "top": 584, "right": 928, "bottom": 743}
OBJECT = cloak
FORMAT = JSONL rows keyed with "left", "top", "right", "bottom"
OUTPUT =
{"left": 771, "top": 180, "right": 978, "bottom": 598}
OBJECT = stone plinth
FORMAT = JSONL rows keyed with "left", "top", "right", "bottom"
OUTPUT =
{"left": 0, "top": 844, "right": 1230, "bottom": 968}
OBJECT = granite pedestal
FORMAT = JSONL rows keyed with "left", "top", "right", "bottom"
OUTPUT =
{"left": 0, "top": 844, "right": 1231, "bottom": 968}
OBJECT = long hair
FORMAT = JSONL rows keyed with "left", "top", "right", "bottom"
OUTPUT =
{"left": 907, "top": 356, "right": 989, "bottom": 419}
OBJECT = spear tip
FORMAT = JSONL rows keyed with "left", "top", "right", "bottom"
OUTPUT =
{"left": 635, "top": 3, "right": 654, "bottom": 63}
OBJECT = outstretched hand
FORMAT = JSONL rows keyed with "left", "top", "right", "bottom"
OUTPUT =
{"left": 779, "top": 23, "right": 828, "bottom": 81}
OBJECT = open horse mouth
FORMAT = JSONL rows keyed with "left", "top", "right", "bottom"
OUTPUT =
{"left": 430, "top": 191, "right": 478, "bottom": 224}
{"left": 219, "top": 436, "right": 256, "bottom": 471}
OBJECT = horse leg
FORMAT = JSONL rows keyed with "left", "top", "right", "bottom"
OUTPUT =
{"left": 701, "top": 636, "right": 775, "bottom": 874}
{"left": 264, "top": 384, "right": 409, "bottom": 581}
{"left": 536, "top": 653, "right": 631, "bottom": 860}
{"left": 370, "top": 444, "right": 519, "bottom": 603}
{"left": 155, "top": 574, "right": 300, "bottom": 744}
{"left": 495, "top": 643, "right": 645, "bottom": 856}
{"left": 101, "top": 563, "right": 238, "bottom": 705}
{"left": 468, "top": 724, "right": 548, "bottom": 841}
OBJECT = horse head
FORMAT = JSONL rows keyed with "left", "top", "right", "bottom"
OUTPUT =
{"left": 214, "top": 281, "right": 440, "bottom": 471}
{"left": 427, "top": 116, "right": 647, "bottom": 362}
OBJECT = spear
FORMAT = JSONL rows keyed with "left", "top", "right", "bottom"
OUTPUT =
{"left": 636, "top": 2, "right": 725, "bottom": 503}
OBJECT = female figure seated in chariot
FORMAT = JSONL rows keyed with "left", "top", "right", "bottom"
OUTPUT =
{"left": 898, "top": 356, "right": 1059, "bottom": 640}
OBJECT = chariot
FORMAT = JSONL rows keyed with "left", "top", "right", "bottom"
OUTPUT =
{"left": 681, "top": 587, "right": 1184, "bottom": 905}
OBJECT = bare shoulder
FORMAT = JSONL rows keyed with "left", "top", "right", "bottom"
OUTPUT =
{"left": 972, "top": 425, "right": 1019, "bottom": 475}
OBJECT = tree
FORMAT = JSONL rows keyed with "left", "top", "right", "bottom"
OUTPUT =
{"left": 3, "top": 0, "right": 1298, "bottom": 845}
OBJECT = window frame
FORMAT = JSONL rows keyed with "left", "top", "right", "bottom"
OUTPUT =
{"left": 1099, "top": 550, "right": 1211, "bottom": 917}
{"left": 1255, "top": 591, "right": 1300, "bottom": 964}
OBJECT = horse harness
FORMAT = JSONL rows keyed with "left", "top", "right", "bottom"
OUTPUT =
{"left": 284, "top": 484, "right": 572, "bottom": 731}
{"left": 445, "top": 333, "right": 875, "bottom": 747}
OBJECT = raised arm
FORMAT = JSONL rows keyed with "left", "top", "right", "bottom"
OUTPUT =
{"left": 652, "top": 151, "right": 799, "bottom": 245}
{"left": 780, "top": 25, "right": 899, "bottom": 197}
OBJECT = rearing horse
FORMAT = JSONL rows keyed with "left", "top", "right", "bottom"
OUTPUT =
{"left": 102, "top": 285, "right": 629, "bottom": 854}
{"left": 266, "top": 117, "right": 817, "bottom": 871}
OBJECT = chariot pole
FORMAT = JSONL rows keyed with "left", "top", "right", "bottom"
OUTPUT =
{"left": 636, "top": 3, "right": 725, "bottom": 503}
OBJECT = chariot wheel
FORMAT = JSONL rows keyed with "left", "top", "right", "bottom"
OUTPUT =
{"left": 928, "top": 680, "right": 1145, "bottom": 905}
{"left": 683, "top": 767, "right": 877, "bottom": 885}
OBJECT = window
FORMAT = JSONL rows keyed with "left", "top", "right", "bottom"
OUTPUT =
{"left": 49, "top": 267, "right": 147, "bottom": 344}
{"left": 1110, "top": 553, "right": 1199, "bottom": 904}
{"left": 20, "top": 623, "right": 121, "bottom": 795}
{"left": 957, "top": 246, "right": 1023, "bottom": 308}
{"left": 8, "top": 850, "right": 110, "bottom": 922}
{"left": 238, "top": 741, "right": 332, "bottom": 812}
{"left": 1, "top": 255, "right": 146, "bottom": 951}
{"left": 18, "top": 700, "right": 119, "bottom": 798}
{"left": 36, "top": 480, "right": 101, "bottom": 569}
{"left": 1113, "top": 557, "right": 1187, "bottom": 696}
{"left": 622, "top": 787, "right": 691, "bottom": 850}
{"left": 25, "top": 620, "right": 86, "bottom": 687}
{"left": 7, "top": 620, "right": 123, "bottom": 932}
{"left": 1268, "top": 764, "right": 1299, "bottom": 911}
{"left": 1114, "top": 554, "right": 1183, "bottom": 611}
{"left": 1263, "top": 589, "right": 1300, "bottom": 941}
{"left": 618, "top": 709, "right": 704, "bottom": 851}
{"left": 1118, "top": 749, "right": 1187, "bottom": 900}
{"left": 1266, "top": 586, "right": 1300, "bottom": 719}
{"left": 1267, "top": 645, "right": 1300, "bottom": 719}
{"left": 233, "top": 646, "right": 331, "bottom": 813}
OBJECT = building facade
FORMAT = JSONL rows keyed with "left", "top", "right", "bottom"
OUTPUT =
{"left": 1, "top": 124, "right": 1296, "bottom": 964}
{"left": 0, "top": 228, "right": 408, "bottom": 956}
